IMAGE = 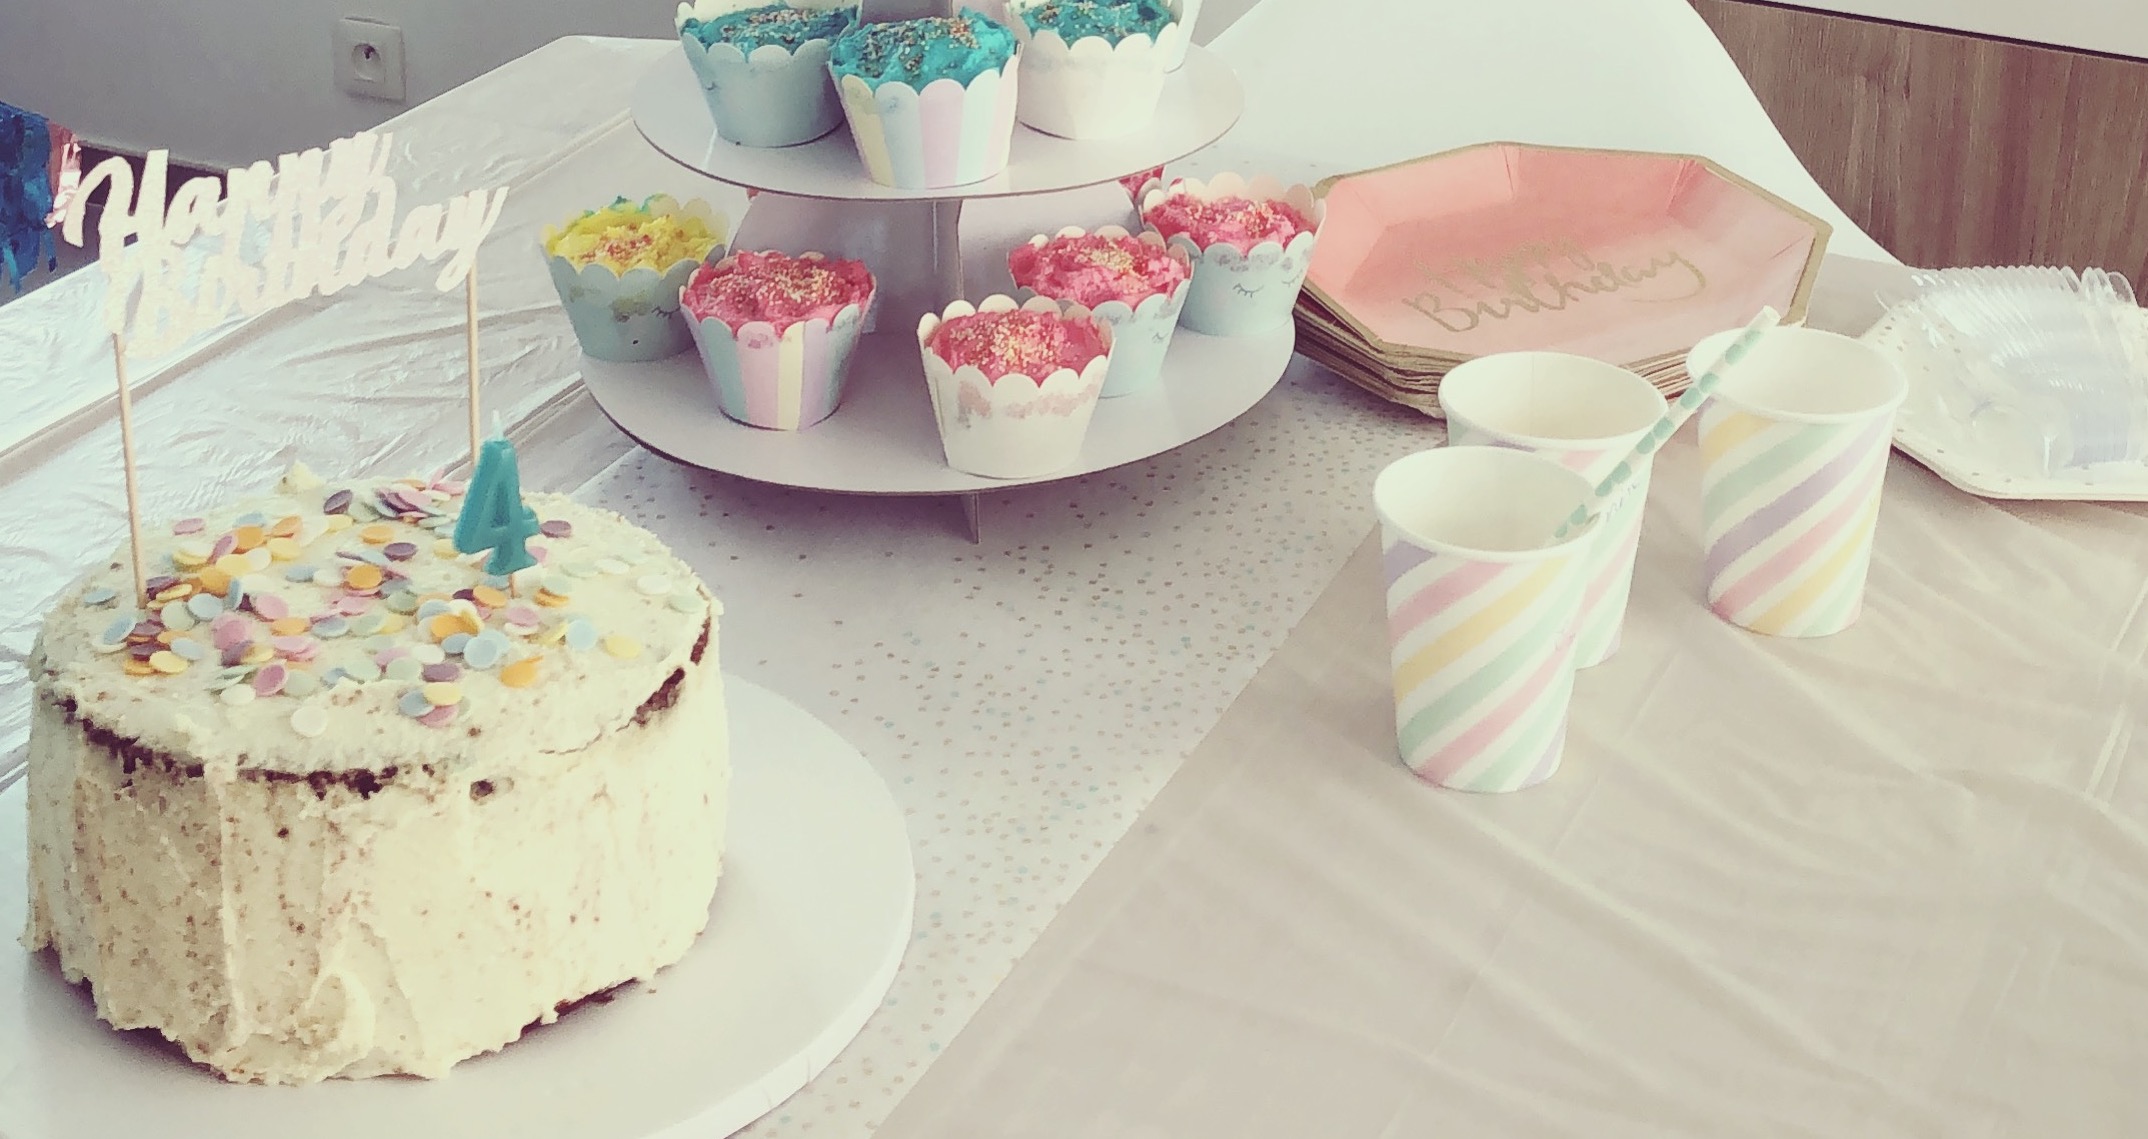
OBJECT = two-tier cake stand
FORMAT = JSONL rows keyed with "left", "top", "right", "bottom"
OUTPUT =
{"left": 582, "top": 16, "right": 1291, "bottom": 540}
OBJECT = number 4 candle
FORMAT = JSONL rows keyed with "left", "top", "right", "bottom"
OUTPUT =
{"left": 454, "top": 436, "right": 543, "bottom": 576}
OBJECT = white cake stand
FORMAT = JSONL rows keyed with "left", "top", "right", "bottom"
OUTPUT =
{"left": 602, "top": 39, "right": 1294, "bottom": 539}
{"left": 0, "top": 677, "right": 915, "bottom": 1139}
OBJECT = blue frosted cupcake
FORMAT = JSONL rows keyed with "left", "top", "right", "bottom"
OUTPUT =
{"left": 677, "top": 1, "right": 858, "bottom": 147}
{"left": 828, "top": 11, "right": 1021, "bottom": 188}
{"left": 1011, "top": 0, "right": 1182, "bottom": 138}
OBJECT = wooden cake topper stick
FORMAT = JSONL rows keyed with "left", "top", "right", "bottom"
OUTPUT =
{"left": 109, "top": 333, "right": 147, "bottom": 604}
{"left": 466, "top": 268, "right": 481, "bottom": 468}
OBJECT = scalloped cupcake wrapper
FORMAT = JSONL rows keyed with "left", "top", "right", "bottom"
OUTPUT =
{"left": 917, "top": 295, "right": 1114, "bottom": 478}
{"left": 546, "top": 252, "right": 719, "bottom": 363}
{"left": 1014, "top": 284, "right": 1188, "bottom": 397}
{"left": 686, "top": 303, "right": 869, "bottom": 430}
{"left": 1171, "top": 231, "right": 1319, "bottom": 336}
{"left": 681, "top": 33, "right": 845, "bottom": 148}
{"left": 834, "top": 60, "right": 1020, "bottom": 189}
{"left": 1014, "top": 23, "right": 1184, "bottom": 139}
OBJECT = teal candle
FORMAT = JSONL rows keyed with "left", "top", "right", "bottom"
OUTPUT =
{"left": 454, "top": 437, "right": 542, "bottom": 576}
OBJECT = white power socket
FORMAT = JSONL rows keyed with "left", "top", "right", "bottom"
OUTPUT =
{"left": 333, "top": 16, "right": 407, "bottom": 103}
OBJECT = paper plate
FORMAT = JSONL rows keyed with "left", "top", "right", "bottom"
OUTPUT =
{"left": 1297, "top": 142, "right": 1830, "bottom": 415}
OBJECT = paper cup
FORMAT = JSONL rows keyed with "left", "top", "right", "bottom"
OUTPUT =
{"left": 1376, "top": 446, "right": 1596, "bottom": 792}
{"left": 1010, "top": 21, "right": 1183, "bottom": 139}
{"left": 1140, "top": 173, "right": 1325, "bottom": 337}
{"left": 1008, "top": 226, "right": 1191, "bottom": 398}
{"left": 1438, "top": 352, "right": 1668, "bottom": 668}
{"left": 832, "top": 57, "right": 1020, "bottom": 189}
{"left": 917, "top": 295, "right": 1113, "bottom": 478}
{"left": 541, "top": 197, "right": 726, "bottom": 363}
{"left": 675, "top": 1, "right": 853, "bottom": 147}
{"left": 1689, "top": 326, "right": 1907, "bottom": 638}
{"left": 683, "top": 257, "right": 875, "bottom": 431}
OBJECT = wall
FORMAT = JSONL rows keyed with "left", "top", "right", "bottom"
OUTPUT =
{"left": 0, "top": 0, "right": 672, "bottom": 168}
{"left": 1771, "top": 0, "right": 2148, "bottom": 62}
{"left": 1693, "top": 0, "right": 2148, "bottom": 280}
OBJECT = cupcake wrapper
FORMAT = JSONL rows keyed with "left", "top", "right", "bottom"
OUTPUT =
{"left": 1014, "top": 24, "right": 1182, "bottom": 139}
{"left": 834, "top": 59, "right": 1020, "bottom": 189}
{"left": 1090, "top": 283, "right": 1187, "bottom": 396}
{"left": 681, "top": 34, "right": 845, "bottom": 148}
{"left": 547, "top": 252, "right": 717, "bottom": 363}
{"left": 687, "top": 301, "right": 869, "bottom": 430}
{"left": 918, "top": 296, "right": 1112, "bottom": 479}
{"left": 1144, "top": 172, "right": 1327, "bottom": 337}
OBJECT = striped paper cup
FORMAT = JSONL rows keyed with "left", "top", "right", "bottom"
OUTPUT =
{"left": 1375, "top": 446, "right": 1597, "bottom": 793}
{"left": 1689, "top": 326, "right": 1907, "bottom": 638}
{"left": 1438, "top": 352, "right": 1668, "bottom": 668}
{"left": 832, "top": 57, "right": 1020, "bottom": 189}
{"left": 683, "top": 257, "right": 876, "bottom": 431}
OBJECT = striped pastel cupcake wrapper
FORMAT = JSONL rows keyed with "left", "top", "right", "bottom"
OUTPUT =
{"left": 1446, "top": 430, "right": 1649, "bottom": 669}
{"left": 1699, "top": 406, "right": 1894, "bottom": 638}
{"left": 1383, "top": 530, "right": 1588, "bottom": 793}
{"left": 836, "top": 62, "right": 1019, "bottom": 190}
{"left": 690, "top": 309, "right": 864, "bottom": 431}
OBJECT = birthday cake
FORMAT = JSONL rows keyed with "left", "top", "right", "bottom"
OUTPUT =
{"left": 21, "top": 465, "right": 728, "bottom": 1084}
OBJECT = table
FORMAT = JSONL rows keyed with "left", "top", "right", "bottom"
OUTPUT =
{"left": 12, "top": 4, "right": 2144, "bottom": 1136}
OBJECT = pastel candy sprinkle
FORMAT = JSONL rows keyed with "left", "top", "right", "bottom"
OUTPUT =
{"left": 312, "top": 616, "right": 351, "bottom": 638}
{"left": 352, "top": 613, "right": 387, "bottom": 636}
{"left": 187, "top": 592, "right": 224, "bottom": 621}
{"left": 215, "top": 553, "right": 251, "bottom": 577}
{"left": 83, "top": 586, "right": 118, "bottom": 606}
{"left": 463, "top": 635, "right": 505, "bottom": 670}
{"left": 160, "top": 601, "right": 197, "bottom": 631}
{"left": 542, "top": 573, "right": 576, "bottom": 595}
{"left": 442, "top": 632, "right": 473, "bottom": 656}
{"left": 269, "top": 617, "right": 310, "bottom": 637}
{"left": 399, "top": 689, "right": 433, "bottom": 717}
{"left": 668, "top": 593, "right": 699, "bottom": 612}
{"left": 347, "top": 658, "right": 384, "bottom": 683}
{"left": 383, "top": 541, "right": 419, "bottom": 562}
{"left": 99, "top": 614, "right": 136, "bottom": 643}
{"left": 422, "top": 662, "right": 462, "bottom": 683}
{"left": 636, "top": 574, "right": 672, "bottom": 596}
{"left": 565, "top": 620, "right": 599, "bottom": 652}
{"left": 499, "top": 656, "right": 541, "bottom": 687}
{"left": 243, "top": 547, "right": 273, "bottom": 573}
{"left": 283, "top": 670, "right": 321, "bottom": 698}
{"left": 254, "top": 663, "right": 288, "bottom": 696}
{"left": 266, "top": 537, "right": 304, "bottom": 561}
{"left": 236, "top": 511, "right": 267, "bottom": 528}
{"left": 286, "top": 564, "right": 318, "bottom": 583}
{"left": 170, "top": 637, "right": 208, "bottom": 662}
{"left": 540, "top": 519, "right": 573, "bottom": 538}
{"left": 291, "top": 706, "right": 329, "bottom": 737}
{"left": 173, "top": 517, "right": 206, "bottom": 535}
{"left": 312, "top": 569, "right": 342, "bottom": 588}
{"left": 221, "top": 644, "right": 250, "bottom": 667}
{"left": 418, "top": 702, "right": 459, "bottom": 729}
{"left": 272, "top": 635, "right": 319, "bottom": 660}
{"left": 251, "top": 593, "right": 290, "bottom": 621}
{"left": 212, "top": 619, "right": 252, "bottom": 651}
{"left": 603, "top": 635, "right": 642, "bottom": 659}
{"left": 322, "top": 667, "right": 351, "bottom": 688}
{"left": 597, "top": 558, "right": 630, "bottom": 575}
{"left": 411, "top": 643, "right": 447, "bottom": 665}
{"left": 422, "top": 681, "right": 463, "bottom": 706}
{"left": 149, "top": 650, "right": 188, "bottom": 674}
{"left": 503, "top": 604, "right": 540, "bottom": 628}
{"left": 336, "top": 595, "right": 374, "bottom": 616}
{"left": 220, "top": 685, "right": 256, "bottom": 707}
{"left": 323, "top": 489, "right": 354, "bottom": 514}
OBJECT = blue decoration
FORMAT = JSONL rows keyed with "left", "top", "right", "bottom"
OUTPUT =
{"left": 453, "top": 437, "right": 542, "bottom": 576}
{"left": 1, "top": 102, "right": 72, "bottom": 294}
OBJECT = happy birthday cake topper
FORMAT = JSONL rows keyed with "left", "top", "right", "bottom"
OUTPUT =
{"left": 62, "top": 130, "right": 510, "bottom": 357}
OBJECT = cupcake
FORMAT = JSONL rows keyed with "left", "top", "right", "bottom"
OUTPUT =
{"left": 542, "top": 195, "right": 727, "bottom": 362}
{"left": 828, "top": 11, "right": 1021, "bottom": 189}
{"left": 1008, "top": 225, "right": 1190, "bottom": 397}
{"left": 677, "top": 1, "right": 856, "bottom": 147}
{"left": 1140, "top": 172, "right": 1325, "bottom": 336}
{"left": 1010, "top": 0, "right": 1182, "bottom": 138}
{"left": 917, "top": 295, "right": 1114, "bottom": 478}
{"left": 681, "top": 250, "right": 877, "bottom": 430}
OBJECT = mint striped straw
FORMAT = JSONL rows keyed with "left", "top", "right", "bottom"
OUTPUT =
{"left": 1551, "top": 306, "right": 1783, "bottom": 541}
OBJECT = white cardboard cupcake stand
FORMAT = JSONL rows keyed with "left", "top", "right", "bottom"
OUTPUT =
{"left": 584, "top": 1, "right": 1289, "bottom": 541}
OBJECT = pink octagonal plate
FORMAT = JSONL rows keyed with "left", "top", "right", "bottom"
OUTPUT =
{"left": 1305, "top": 142, "right": 1831, "bottom": 367}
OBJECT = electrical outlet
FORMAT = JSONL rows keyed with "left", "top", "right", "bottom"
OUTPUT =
{"left": 333, "top": 17, "right": 407, "bottom": 103}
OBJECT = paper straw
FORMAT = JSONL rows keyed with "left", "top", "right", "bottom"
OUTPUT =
{"left": 1552, "top": 306, "right": 1782, "bottom": 541}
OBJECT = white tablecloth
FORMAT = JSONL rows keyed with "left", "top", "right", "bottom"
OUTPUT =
{"left": 2, "top": 5, "right": 1910, "bottom": 1133}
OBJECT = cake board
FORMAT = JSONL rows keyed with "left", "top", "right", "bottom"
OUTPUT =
{"left": 608, "top": 45, "right": 1291, "bottom": 541}
{"left": 0, "top": 676, "right": 914, "bottom": 1139}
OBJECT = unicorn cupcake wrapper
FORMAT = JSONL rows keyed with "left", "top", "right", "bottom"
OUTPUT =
{"left": 1010, "top": 226, "right": 1191, "bottom": 398}
{"left": 1142, "top": 172, "right": 1327, "bottom": 337}
{"left": 918, "top": 295, "right": 1115, "bottom": 479}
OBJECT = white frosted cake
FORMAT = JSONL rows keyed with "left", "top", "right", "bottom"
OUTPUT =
{"left": 22, "top": 469, "right": 728, "bottom": 1084}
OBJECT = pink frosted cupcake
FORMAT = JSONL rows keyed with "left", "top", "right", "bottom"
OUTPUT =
{"left": 1141, "top": 173, "right": 1326, "bottom": 336}
{"left": 916, "top": 295, "right": 1115, "bottom": 478}
{"left": 681, "top": 250, "right": 877, "bottom": 430}
{"left": 1008, "top": 225, "right": 1190, "bottom": 397}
